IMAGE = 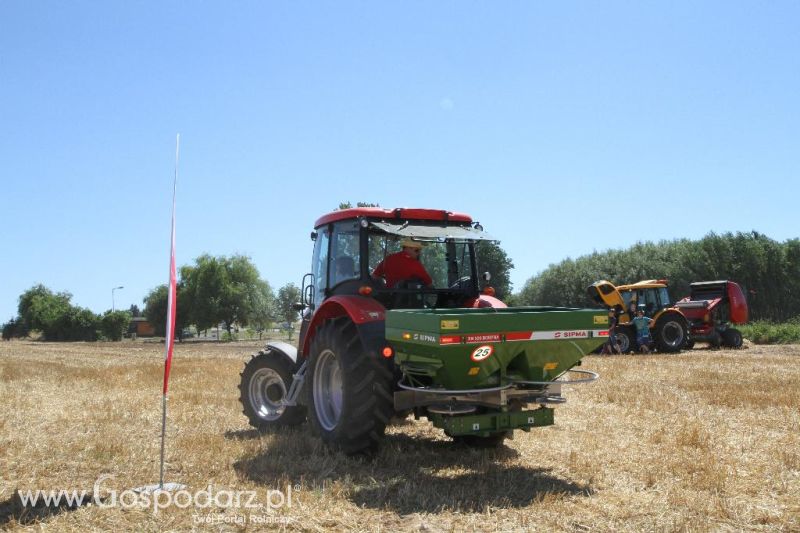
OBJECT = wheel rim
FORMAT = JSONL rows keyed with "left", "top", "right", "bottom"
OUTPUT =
{"left": 248, "top": 368, "right": 286, "bottom": 421}
{"left": 661, "top": 321, "right": 684, "bottom": 348}
{"left": 313, "top": 348, "right": 343, "bottom": 431}
{"left": 616, "top": 332, "right": 630, "bottom": 352}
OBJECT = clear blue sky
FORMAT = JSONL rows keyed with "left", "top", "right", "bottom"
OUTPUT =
{"left": 1, "top": 1, "right": 798, "bottom": 321}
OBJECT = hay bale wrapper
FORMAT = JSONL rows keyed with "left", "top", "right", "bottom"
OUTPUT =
{"left": 240, "top": 208, "right": 607, "bottom": 453}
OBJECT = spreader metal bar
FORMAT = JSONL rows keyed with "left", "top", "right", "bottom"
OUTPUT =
{"left": 511, "top": 368, "right": 599, "bottom": 386}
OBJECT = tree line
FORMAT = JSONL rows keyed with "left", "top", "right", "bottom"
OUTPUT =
{"left": 142, "top": 254, "right": 299, "bottom": 339}
{"left": 517, "top": 231, "right": 800, "bottom": 321}
{"left": 1, "top": 285, "right": 131, "bottom": 341}
{"left": 2, "top": 254, "right": 301, "bottom": 342}
{"left": 5, "top": 230, "right": 796, "bottom": 342}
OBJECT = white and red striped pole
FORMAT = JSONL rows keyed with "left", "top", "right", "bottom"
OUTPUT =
{"left": 159, "top": 133, "right": 180, "bottom": 489}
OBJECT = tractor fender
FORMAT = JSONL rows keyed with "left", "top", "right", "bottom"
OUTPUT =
{"left": 652, "top": 308, "right": 687, "bottom": 327}
{"left": 263, "top": 340, "right": 298, "bottom": 366}
{"left": 300, "top": 295, "right": 387, "bottom": 359}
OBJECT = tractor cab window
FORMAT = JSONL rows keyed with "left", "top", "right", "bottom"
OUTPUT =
{"left": 330, "top": 221, "right": 361, "bottom": 286}
{"left": 311, "top": 227, "right": 330, "bottom": 308}
{"left": 367, "top": 231, "right": 473, "bottom": 289}
{"left": 621, "top": 291, "right": 634, "bottom": 309}
{"left": 657, "top": 287, "right": 671, "bottom": 308}
{"left": 638, "top": 289, "right": 661, "bottom": 317}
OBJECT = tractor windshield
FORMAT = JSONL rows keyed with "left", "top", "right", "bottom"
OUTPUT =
{"left": 367, "top": 231, "right": 475, "bottom": 289}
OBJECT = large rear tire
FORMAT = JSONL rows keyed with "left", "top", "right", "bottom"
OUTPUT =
{"left": 721, "top": 328, "right": 743, "bottom": 349}
{"left": 239, "top": 350, "right": 306, "bottom": 429}
{"left": 306, "top": 317, "right": 394, "bottom": 454}
{"left": 653, "top": 314, "right": 688, "bottom": 353}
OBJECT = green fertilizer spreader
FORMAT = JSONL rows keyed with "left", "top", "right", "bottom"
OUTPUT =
{"left": 387, "top": 306, "right": 607, "bottom": 442}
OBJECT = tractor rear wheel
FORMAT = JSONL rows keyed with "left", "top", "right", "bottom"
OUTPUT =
{"left": 653, "top": 314, "right": 688, "bottom": 353}
{"left": 239, "top": 350, "right": 306, "bottom": 430}
{"left": 306, "top": 317, "right": 394, "bottom": 454}
{"left": 721, "top": 328, "right": 743, "bottom": 348}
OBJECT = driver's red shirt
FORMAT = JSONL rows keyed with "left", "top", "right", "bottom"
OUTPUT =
{"left": 372, "top": 251, "right": 433, "bottom": 288}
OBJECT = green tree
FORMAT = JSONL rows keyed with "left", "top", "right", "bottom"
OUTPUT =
{"left": 17, "top": 284, "right": 72, "bottom": 337}
{"left": 276, "top": 283, "right": 301, "bottom": 340}
{"left": 475, "top": 241, "right": 515, "bottom": 301}
{"left": 516, "top": 231, "right": 800, "bottom": 321}
{"left": 143, "top": 283, "right": 190, "bottom": 339}
{"left": 101, "top": 310, "right": 132, "bottom": 341}
{"left": 181, "top": 254, "right": 274, "bottom": 335}
{"left": 276, "top": 283, "right": 301, "bottom": 324}
{"left": 249, "top": 283, "right": 277, "bottom": 338}
{"left": 2, "top": 318, "right": 27, "bottom": 340}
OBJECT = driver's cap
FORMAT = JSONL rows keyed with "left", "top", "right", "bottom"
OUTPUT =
{"left": 400, "top": 238, "right": 423, "bottom": 249}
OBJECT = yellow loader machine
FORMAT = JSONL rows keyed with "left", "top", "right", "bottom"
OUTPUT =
{"left": 587, "top": 279, "right": 689, "bottom": 353}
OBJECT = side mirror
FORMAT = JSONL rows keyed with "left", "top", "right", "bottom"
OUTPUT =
{"left": 482, "top": 272, "right": 491, "bottom": 282}
{"left": 310, "top": 231, "right": 317, "bottom": 241}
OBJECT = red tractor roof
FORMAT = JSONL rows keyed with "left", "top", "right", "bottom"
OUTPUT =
{"left": 314, "top": 207, "right": 473, "bottom": 228}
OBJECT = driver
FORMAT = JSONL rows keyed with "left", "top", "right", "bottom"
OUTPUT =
{"left": 372, "top": 238, "right": 433, "bottom": 289}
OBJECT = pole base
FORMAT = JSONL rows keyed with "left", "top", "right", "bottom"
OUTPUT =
{"left": 132, "top": 482, "right": 187, "bottom": 494}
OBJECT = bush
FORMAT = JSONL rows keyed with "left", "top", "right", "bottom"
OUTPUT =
{"left": 2, "top": 318, "right": 28, "bottom": 340}
{"left": 740, "top": 319, "right": 800, "bottom": 344}
{"left": 101, "top": 311, "right": 132, "bottom": 341}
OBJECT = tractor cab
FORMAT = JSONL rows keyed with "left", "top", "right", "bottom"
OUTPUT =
{"left": 303, "top": 208, "right": 497, "bottom": 313}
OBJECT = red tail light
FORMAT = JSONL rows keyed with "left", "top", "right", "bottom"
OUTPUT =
{"left": 382, "top": 346, "right": 394, "bottom": 358}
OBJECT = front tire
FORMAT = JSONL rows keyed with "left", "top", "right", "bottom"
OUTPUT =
{"left": 653, "top": 314, "right": 688, "bottom": 353}
{"left": 239, "top": 350, "right": 306, "bottom": 429}
{"left": 615, "top": 327, "right": 635, "bottom": 354}
{"left": 306, "top": 318, "right": 394, "bottom": 454}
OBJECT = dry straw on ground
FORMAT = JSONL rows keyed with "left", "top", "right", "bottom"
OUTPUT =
{"left": 1, "top": 340, "right": 798, "bottom": 531}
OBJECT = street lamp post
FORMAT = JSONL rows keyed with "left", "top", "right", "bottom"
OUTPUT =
{"left": 112, "top": 286, "right": 124, "bottom": 312}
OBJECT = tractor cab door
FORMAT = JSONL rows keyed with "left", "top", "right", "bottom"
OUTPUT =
{"left": 637, "top": 287, "right": 670, "bottom": 318}
{"left": 299, "top": 226, "right": 330, "bottom": 349}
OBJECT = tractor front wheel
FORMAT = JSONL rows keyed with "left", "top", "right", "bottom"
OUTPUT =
{"left": 721, "top": 328, "right": 743, "bottom": 348}
{"left": 615, "top": 327, "right": 635, "bottom": 354}
{"left": 239, "top": 350, "right": 306, "bottom": 430}
{"left": 306, "top": 318, "right": 394, "bottom": 454}
{"left": 653, "top": 315, "right": 688, "bottom": 353}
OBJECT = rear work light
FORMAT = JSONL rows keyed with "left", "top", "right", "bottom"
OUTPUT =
{"left": 382, "top": 346, "right": 394, "bottom": 358}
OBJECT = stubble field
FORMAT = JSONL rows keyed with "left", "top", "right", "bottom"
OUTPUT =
{"left": 0, "top": 340, "right": 798, "bottom": 531}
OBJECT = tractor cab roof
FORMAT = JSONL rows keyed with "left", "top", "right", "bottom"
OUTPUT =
{"left": 315, "top": 207, "right": 473, "bottom": 228}
{"left": 315, "top": 207, "right": 496, "bottom": 241}
{"left": 617, "top": 279, "right": 670, "bottom": 291}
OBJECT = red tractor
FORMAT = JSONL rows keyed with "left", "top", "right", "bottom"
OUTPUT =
{"left": 238, "top": 207, "right": 506, "bottom": 453}
{"left": 674, "top": 280, "right": 748, "bottom": 348}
